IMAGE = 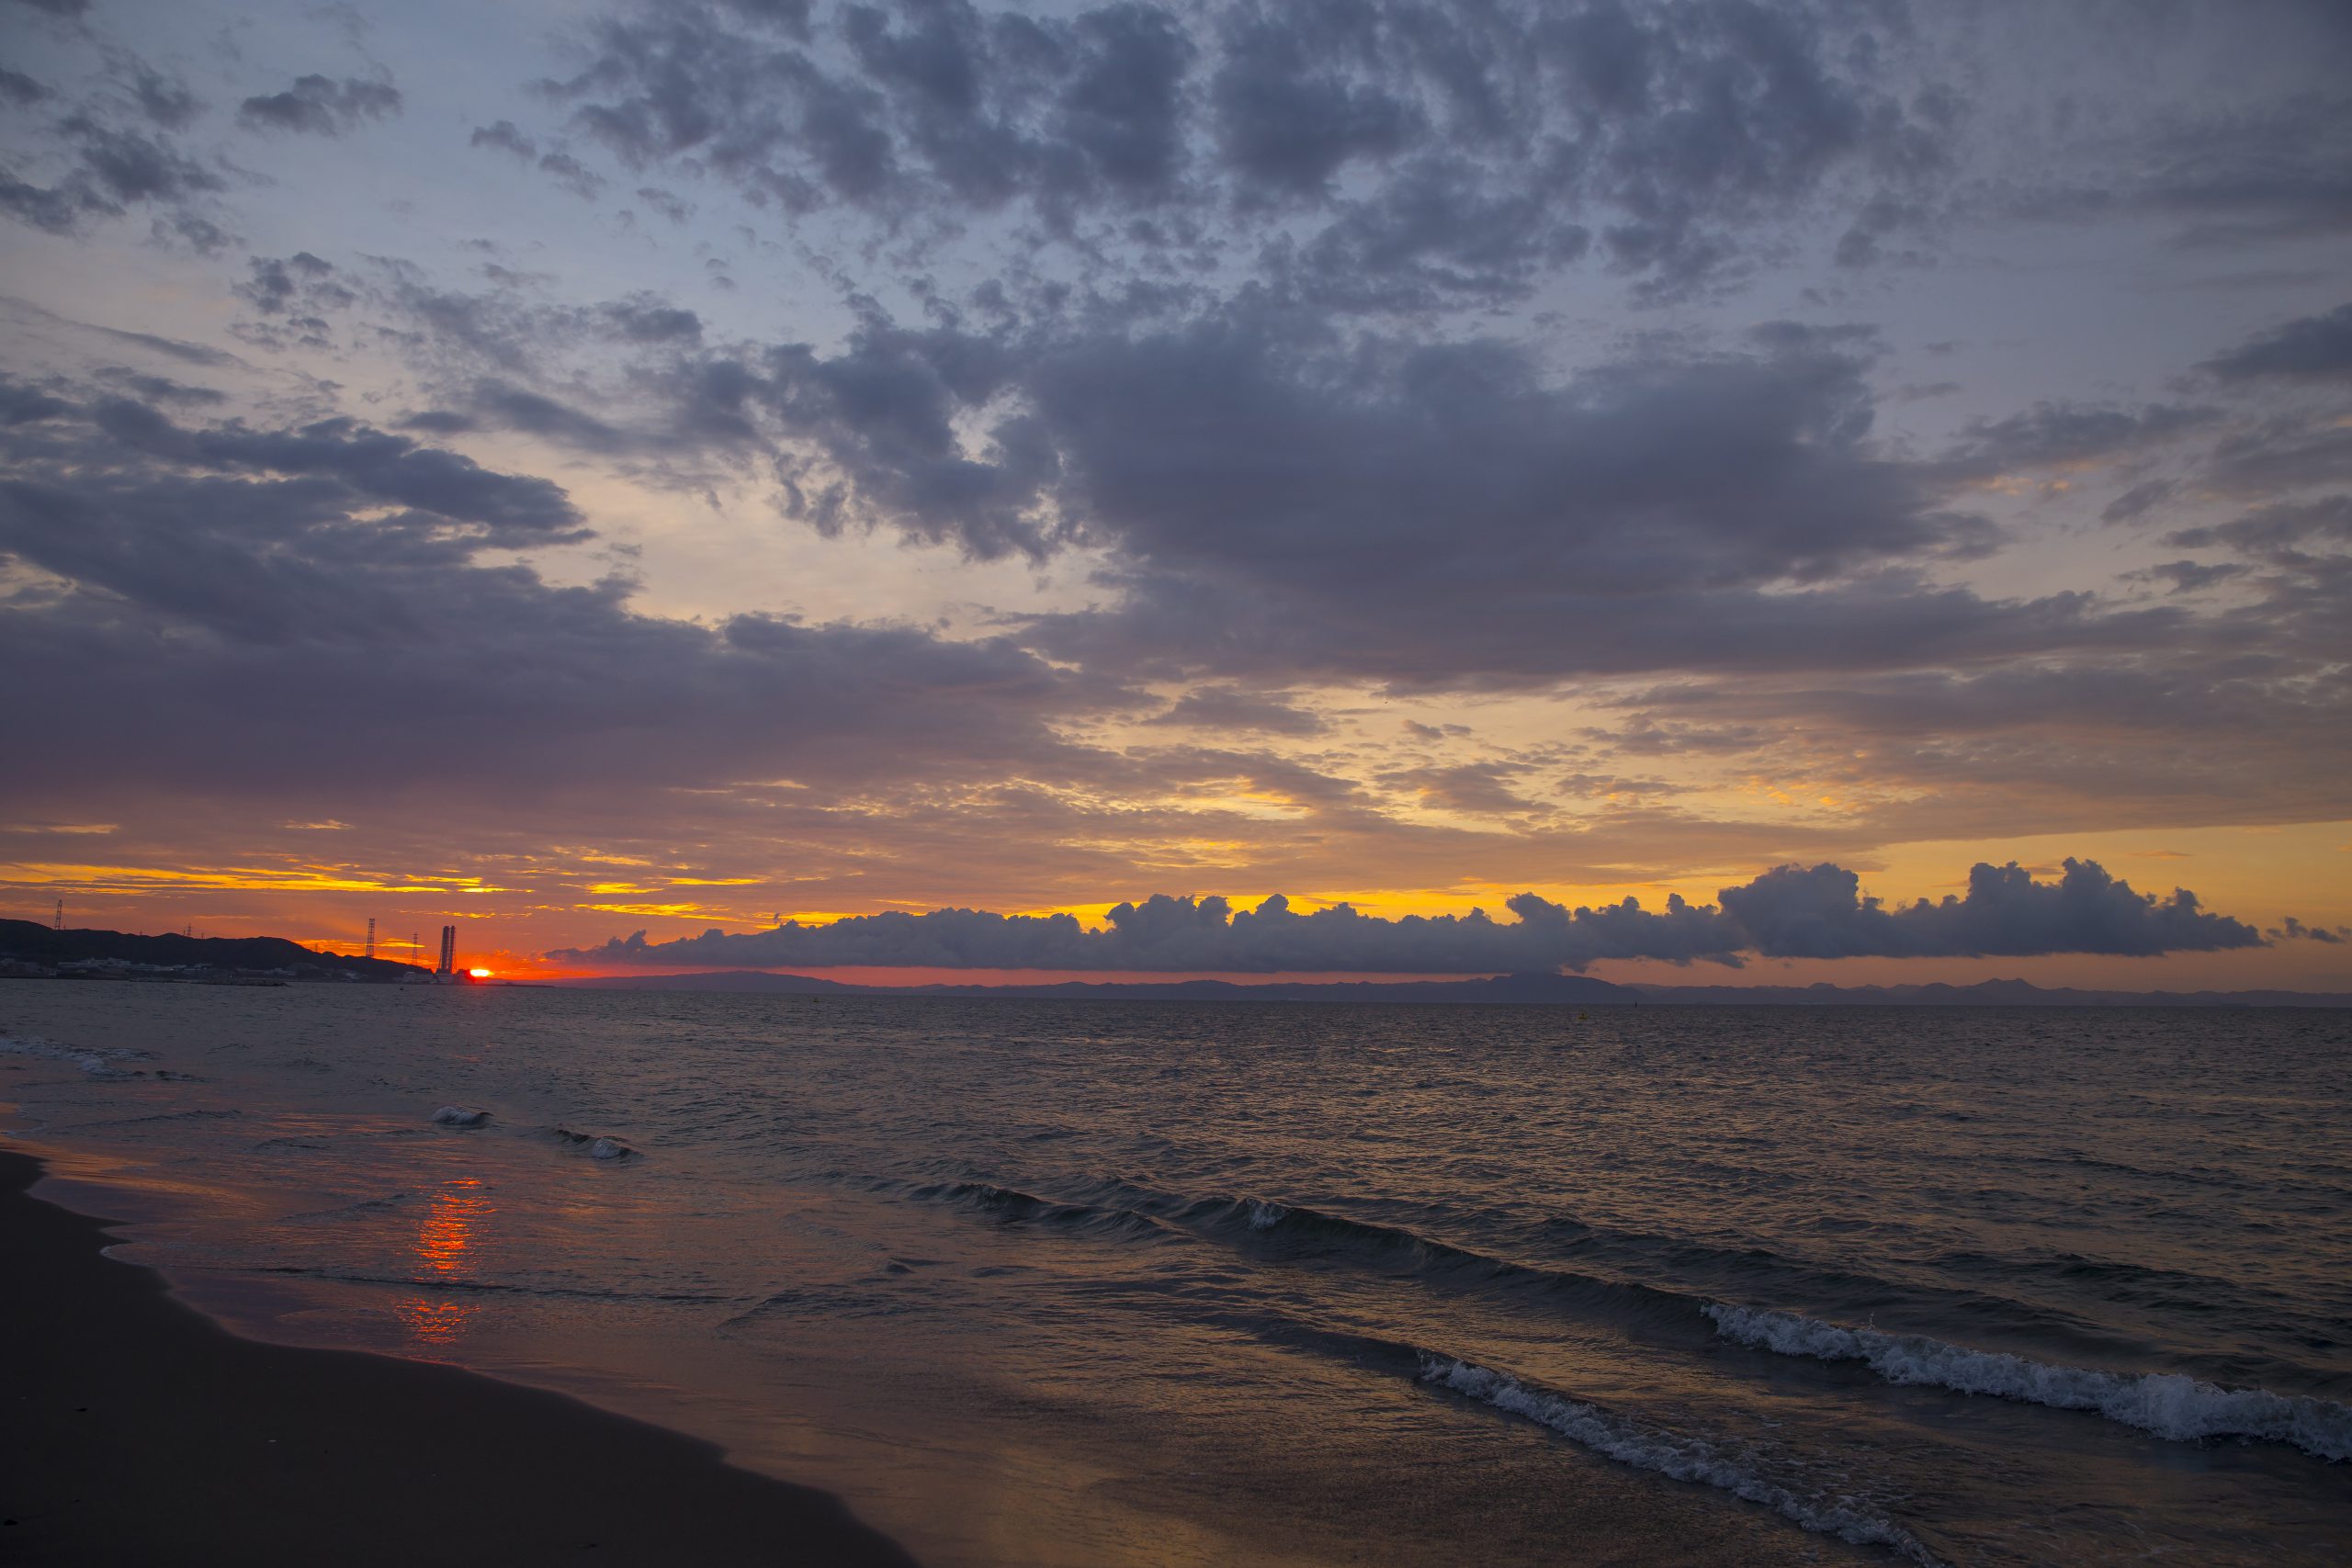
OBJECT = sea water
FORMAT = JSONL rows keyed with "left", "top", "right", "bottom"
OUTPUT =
{"left": 4, "top": 985, "right": 2347, "bottom": 1565}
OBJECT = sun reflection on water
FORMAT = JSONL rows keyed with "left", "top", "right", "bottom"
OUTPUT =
{"left": 394, "top": 1177, "right": 492, "bottom": 1348}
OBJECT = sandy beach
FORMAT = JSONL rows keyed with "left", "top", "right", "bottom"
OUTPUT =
{"left": 0, "top": 1146, "right": 917, "bottom": 1567}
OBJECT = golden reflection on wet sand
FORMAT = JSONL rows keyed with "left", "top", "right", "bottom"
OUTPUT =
{"left": 394, "top": 1177, "right": 492, "bottom": 1348}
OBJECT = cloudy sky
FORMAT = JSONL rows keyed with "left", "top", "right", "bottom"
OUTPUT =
{"left": 2, "top": 0, "right": 2347, "bottom": 986}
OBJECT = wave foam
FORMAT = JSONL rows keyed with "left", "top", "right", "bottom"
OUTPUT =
{"left": 1705, "top": 1304, "right": 2352, "bottom": 1461}
{"left": 432, "top": 1106, "right": 489, "bottom": 1127}
{"left": 1422, "top": 1356, "right": 1941, "bottom": 1564}
{"left": 553, "top": 1126, "right": 636, "bottom": 1160}
{"left": 0, "top": 1032, "right": 151, "bottom": 1080}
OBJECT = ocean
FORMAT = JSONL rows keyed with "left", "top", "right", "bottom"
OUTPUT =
{"left": 4, "top": 984, "right": 2347, "bottom": 1565}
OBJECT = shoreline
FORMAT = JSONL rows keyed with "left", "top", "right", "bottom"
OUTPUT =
{"left": 0, "top": 1145, "right": 918, "bottom": 1567}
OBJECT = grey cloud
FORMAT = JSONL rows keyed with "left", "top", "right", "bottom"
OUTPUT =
{"left": 548, "top": 856, "right": 2264, "bottom": 971}
{"left": 2268, "top": 916, "right": 2347, "bottom": 943}
{"left": 470, "top": 119, "right": 539, "bottom": 159}
{"left": 2134, "top": 89, "right": 2352, "bottom": 245}
{"left": 537, "top": 151, "right": 606, "bottom": 200}
{"left": 1145, "top": 685, "right": 1328, "bottom": 736}
{"left": 235, "top": 250, "right": 353, "bottom": 315}
{"left": 2164, "top": 495, "right": 2352, "bottom": 559}
{"left": 1713, "top": 859, "right": 2259, "bottom": 961}
{"left": 603, "top": 295, "right": 702, "bottom": 343}
{"left": 988, "top": 314, "right": 2154, "bottom": 687}
{"left": 360, "top": 275, "right": 2211, "bottom": 694}
{"left": 1, "top": 110, "right": 225, "bottom": 233}
{"left": 128, "top": 68, "right": 200, "bottom": 130}
{"left": 238, "top": 74, "right": 402, "bottom": 136}
{"left": 1598, "top": 634, "right": 2352, "bottom": 838}
{"left": 90, "top": 367, "right": 226, "bottom": 405}
{"left": 1209, "top": 1, "right": 1419, "bottom": 196}
{"left": 1383, "top": 761, "right": 1539, "bottom": 817}
{"left": 2203, "top": 303, "right": 2352, "bottom": 382}
{"left": 1937, "top": 401, "right": 2218, "bottom": 482}
{"left": 0, "top": 381, "right": 1125, "bottom": 816}
{"left": 550, "top": 0, "right": 1954, "bottom": 303}
{"left": 0, "top": 68, "right": 50, "bottom": 107}
{"left": 2102, "top": 478, "right": 2177, "bottom": 524}
{"left": 91, "top": 325, "right": 237, "bottom": 366}
{"left": 75, "top": 396, "right": 586, "bottom": 545}
{"left": 2134, "top": 559, "right": 2245, "bottom": 594}
{"left": 2202, "top": 417, "right": 2352, "bottom": 497}
{"left": 465, "top": 380, "right": 632, "bottom": 452}
{"left": 634, "top": 184, "right": 693, "bottom": 223}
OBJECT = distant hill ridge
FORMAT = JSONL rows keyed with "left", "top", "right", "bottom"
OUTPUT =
{"left": 0, "top": 919, "right": 424, "bottom": 981}
{"left": 551, "top": 968, "right": 2352, "bottom": 1007}
{"left": 551, "top": 969, "right": 1639, "bottom": 1003}
{"left": 7, "top": 923, "right": 2344, "bottom": 1004}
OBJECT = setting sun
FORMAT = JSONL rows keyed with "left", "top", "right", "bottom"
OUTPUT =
{"left": 468, "top": 968, "right": 492, "bottom": 979}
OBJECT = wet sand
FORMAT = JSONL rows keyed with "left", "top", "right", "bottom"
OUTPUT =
{"left": 0, "top": 1146, "right": 918, "bottom": 1567}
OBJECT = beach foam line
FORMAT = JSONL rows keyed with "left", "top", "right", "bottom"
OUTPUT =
{"left": 1705, "top": 1303, "right": 2352, "bottom": 1461}
{"left": 1420, "top": 1355, "right": 1943, "bottom": 1565}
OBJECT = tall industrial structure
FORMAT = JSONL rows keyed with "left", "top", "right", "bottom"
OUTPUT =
{"left": 436, "top": 925, "right": 457, "bottom": 976}
{"left": 365, "top": 917, "right": 376, "bottom": 961}
{"left": 53, "top": 898, "right": 62, "bottom": 931}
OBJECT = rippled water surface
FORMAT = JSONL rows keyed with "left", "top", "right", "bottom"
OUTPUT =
{"left": 5, "top": 986, "right": 2349, "bottom": 1565}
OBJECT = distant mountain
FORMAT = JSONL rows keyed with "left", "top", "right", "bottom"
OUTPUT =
{"left": 0, "top": 919, "right": 427, "bottom": 983}
{"left": 551, "top": 970, "right": 1640, "bottom": 1004}
{"left": 1630, "top": 978, "right": 2352, "bottom": 1008}
{"left": 550, "top": 967, "right": 2351, "bottom": 1008}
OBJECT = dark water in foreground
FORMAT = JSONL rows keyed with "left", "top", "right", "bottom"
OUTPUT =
{"left": 5, "top": 986, "right": 2348, "bottom": 1565}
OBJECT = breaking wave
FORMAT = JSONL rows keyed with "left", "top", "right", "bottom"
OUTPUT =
{"left": 1705, "top": 1303, "right": 2352, "bottom": 1461}
{"left": 553, "top": 1126, "right": 636, "bottom": 1161}
{"left": 0, "top": 1032, "right": 153, "bottom": 1080}
{"left": 1421, "top": 1355, "right": 1943, "bottom": 1564}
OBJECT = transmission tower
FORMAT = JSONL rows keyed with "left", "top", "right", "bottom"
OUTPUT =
{"left": 53, "top": 898, "right": 62, "bottom": 931}
{"left": 366, "top": 917, "right": 376, "bottom": 961}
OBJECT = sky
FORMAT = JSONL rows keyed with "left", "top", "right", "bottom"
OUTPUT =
{"left": 0, "top": 0, "right": 2346, "bottom": 987}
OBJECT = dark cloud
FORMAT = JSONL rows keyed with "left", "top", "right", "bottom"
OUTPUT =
{"left": 2134, "top": 559, "right": 2245, "bottom": 594}
{"left": 0, "top": 109, "right": 225, "bottom": 234}
{"left": 1145, "top": 685, "right": 1328, "bottom": 736}
{"left": 2165, "top": 495, "right": 2352, "bottom": 559}
{"left": 2102, "top": 478, "right": 2177, "bottom": 524}
{"left": 234, "top": 250, "right": 353, "bottom": 315}
{"left": 2133, "top": 90, "right": 2352, "bottom": 246}
{"left": 2201, "top": 416, "right": 2352, "bottom": 497}
{"left": 1593, "top": 624, "right": 2352, "bottom": 839}
{"left": 0, "top": 379, "right": 1126, "bottom": 818}
{"left": 984, "top": 314, "right": 2149, "bottom": 688}
{"left": 548, "top": 0, "right": 1953, "bottom": 303}
{"left": 0, "top": 68, "right": 50, "bottom": 107}
{"left": 548, "top": 856, "right": 2263, "bottom": 971}
{"left": 1713, "top": 859, "right": 2259, "bottom": 961}
{"left": 128, "top": 68, "right": 201, "bottom": 130}
{"left": 89, "top": 367, "right": 227, "bottom": 406}
{"left": 2268, "top": 916, "right": 2347, "bottom": 943}
{"left": 237, "top": 74, "right": 402, "bottom": 137}
{"left": 469, "top": 119, "right": 538, "bottom": 159}
{"left": 1382, "top": 761, "right": 1540, "bottom": 817}
{"left": 1936, "top": 401, "right": 2218, "bottom": 482}
{"left": 2203, "top": 302, "right": 2352, "bottom": 382}
{"left": 90, "top": 324, "right": 238, "bottom": 367}
{"left": 632, "top": 184, "right": 693, "bottom": 223}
